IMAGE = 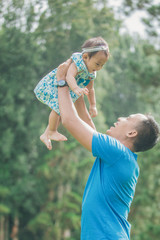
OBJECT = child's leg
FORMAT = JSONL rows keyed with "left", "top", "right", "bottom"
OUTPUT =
{"left": 40, "top": 110, "right": 67, "bottom": 150}
{"left": 74, "top": 96, "right": 96, "bottom": 130}
{"left": 40, "top": 125, "right": 52, "bottom": 150}
{"left": 48, "top": 110, "right": 67, "bottom": 141}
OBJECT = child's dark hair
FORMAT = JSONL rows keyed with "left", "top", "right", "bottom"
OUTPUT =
{"left": 81, "top": 36, "right": 109, "bottom": 58}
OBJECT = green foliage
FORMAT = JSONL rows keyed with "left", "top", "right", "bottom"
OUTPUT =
{"left": 0, "top": 204, "right": 10, "bottom": 214}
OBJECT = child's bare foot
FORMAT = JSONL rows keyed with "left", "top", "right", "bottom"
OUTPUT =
{"left": 48, "top": 131, "right": 67, "bottom": 141}
{"left": 40, "top": 134, "right": 52, "bottom": 150}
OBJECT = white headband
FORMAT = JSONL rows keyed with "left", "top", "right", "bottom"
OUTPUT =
{"left": 82, "top": 45, "right": 108, "bottom": 54}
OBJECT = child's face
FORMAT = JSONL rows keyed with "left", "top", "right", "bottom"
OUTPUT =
{"left": 83, "top": 51, "right": 108, "bottom": 73}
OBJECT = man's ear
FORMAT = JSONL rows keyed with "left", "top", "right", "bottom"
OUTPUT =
{"left": 82, "top": 53, "right": 88, "bottom": 60}
{"left": 126, "top": 130, "right": 138, "bottom": 138}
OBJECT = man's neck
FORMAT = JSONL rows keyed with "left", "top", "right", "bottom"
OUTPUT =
{"left": 121, "top": 139, "right": 135, "bottom": 152}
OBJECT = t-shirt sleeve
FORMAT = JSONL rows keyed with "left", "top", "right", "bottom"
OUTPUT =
{"left": 92, "top": 132, "right": 125, "bottom": 166}
{"left": 71, "top": 52, "right": 87, "bottom": 73}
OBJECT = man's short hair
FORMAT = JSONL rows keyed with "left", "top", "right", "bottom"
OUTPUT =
{"left": 133, "top": 114, "right": 160, "bottom": 152}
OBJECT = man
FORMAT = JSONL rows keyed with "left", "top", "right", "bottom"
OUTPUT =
{"left": 56, "top": 60, "right": 159, "bottom": 240}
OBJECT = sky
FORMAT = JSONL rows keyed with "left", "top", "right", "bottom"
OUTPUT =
{"left": 122, "top": 12, "right": 147, "bottom": 36}
{"left": 107, "top": 0, "right": 147, "bottom": 38}
{"left": 108, "top": 0, "right": 160, "bottom": 39}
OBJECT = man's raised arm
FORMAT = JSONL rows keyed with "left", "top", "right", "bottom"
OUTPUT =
{"left": 57, "top": 60, "right": 95, "bottom": 152}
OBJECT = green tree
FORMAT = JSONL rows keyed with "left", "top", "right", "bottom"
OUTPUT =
{"left": 0, "top": 3, "right": 48, "bottom": 238}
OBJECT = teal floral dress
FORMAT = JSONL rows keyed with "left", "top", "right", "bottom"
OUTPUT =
{"left": 34, "top": 52, "right": 96, "bottom": 115}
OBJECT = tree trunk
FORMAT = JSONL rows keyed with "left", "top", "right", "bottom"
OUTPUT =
{"left": 5, "top": 217, "right": 8, "bottom": 240}
{"left": 0, "top": 216, "right": 5, "bottom": 240}
{"left": 10, "top": 216, "right": 19, "bottom": 240}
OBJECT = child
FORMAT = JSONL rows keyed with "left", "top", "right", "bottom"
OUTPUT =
{"left": 34, "top": 36, "right": 109, "bottom": 150}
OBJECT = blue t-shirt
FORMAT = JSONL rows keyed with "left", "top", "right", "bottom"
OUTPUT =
{"left": 81, "top": 132, "right": 139, "bottom": 240}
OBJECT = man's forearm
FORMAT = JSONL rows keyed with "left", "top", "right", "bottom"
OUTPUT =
{"left": 57, "top": 60, "right": 94, "bottom": 151}
{"left": 58, "top": 85, "right": 94, "bottom": 151}
{"left": 58, "top": 86, "right": 78, "bottom": 126}
{"left": 56, "top": 61, "right": 78, "bottom": 126}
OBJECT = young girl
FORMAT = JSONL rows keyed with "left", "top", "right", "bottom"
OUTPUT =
{"left": 34, "top": 36, "right": 109, "bottom": 150}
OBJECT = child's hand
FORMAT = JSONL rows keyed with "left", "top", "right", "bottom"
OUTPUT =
{"left": 89, "top": 105, "right": 98, "bottom": 118}
{"left": 73, "top": 86, "right": 89, "bottom": 96}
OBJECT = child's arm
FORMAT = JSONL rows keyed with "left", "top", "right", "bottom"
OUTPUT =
{"left": 66, "top": 62, "right": 89, "bottom": 96}
{"left": 87, "top": 81, "right": 98, "bottom": 118}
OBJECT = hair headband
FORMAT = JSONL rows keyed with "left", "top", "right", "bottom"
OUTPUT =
{"left": 82, "top": 45, "right": 108, "bottom": 54}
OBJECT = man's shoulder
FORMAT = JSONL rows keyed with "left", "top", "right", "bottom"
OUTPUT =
{"left": 92, "top": 132, "right": 129, "bottom": 166}
{"left": 94, "top": 132, "right": 126, "bottom": 152}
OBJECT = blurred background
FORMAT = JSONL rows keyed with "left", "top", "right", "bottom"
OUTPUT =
{"left": 0, "top": 0, "right": 160, "bottom": 239}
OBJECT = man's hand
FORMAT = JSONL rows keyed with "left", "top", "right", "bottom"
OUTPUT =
{"left": 89, "top": 105, "right": 98, "bottom": 118}
{"left": 57, "top": 59, "right": 72, "bottom": 81}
